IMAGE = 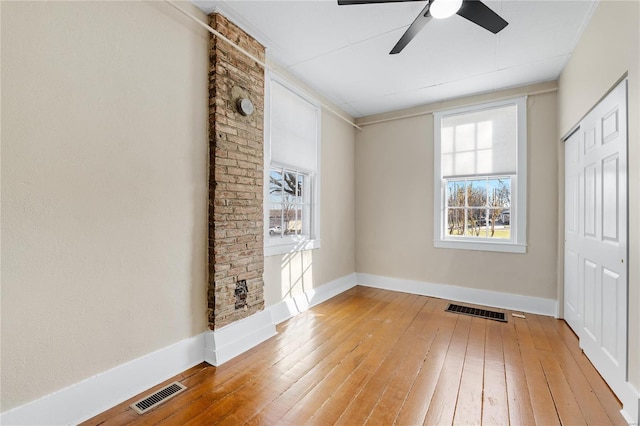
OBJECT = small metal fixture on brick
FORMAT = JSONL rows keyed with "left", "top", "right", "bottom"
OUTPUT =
{"left": 445, "top": 303, "right": 507, "bottom": 322}
{"left": 130, "top": 382, "right": 186, "bottom": 415}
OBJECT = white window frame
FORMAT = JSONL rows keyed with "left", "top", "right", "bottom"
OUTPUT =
{"left": 264, "top": 72, "right": 321, "bottom": 257}
{"left": 433, "top": 97, "right": 527, "bottom": 253}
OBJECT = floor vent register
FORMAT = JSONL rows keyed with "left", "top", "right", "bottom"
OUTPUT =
{"left": 445, "top": 303, "right": 507, "bottom": 322}
{"left": 130, "top": 382, "right": 187, "bottom": 415}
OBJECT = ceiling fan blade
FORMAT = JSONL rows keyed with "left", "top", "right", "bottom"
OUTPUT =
{"left": 390, "top": 2, "right": 431, "bottom": 54}
{"left": 456, "top": 0, "right": 508, "bottom": 34}
{"left": 338, "top": 0, "right": 423, "bottom": 5}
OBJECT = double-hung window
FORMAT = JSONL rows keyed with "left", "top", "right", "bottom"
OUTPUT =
{"left": 433, "top": 97, "right": 527, "bottom": 253}
{"left": 264, "top": 73, "right": 321, "bottom": 256}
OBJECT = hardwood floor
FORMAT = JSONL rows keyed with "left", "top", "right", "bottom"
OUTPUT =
{"left": 84, "top": 287, "right": 627, "bottom": 425}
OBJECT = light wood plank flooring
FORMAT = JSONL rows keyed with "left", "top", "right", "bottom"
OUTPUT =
{"left": 84, "top": 286, "right": 627, "bottom": 425}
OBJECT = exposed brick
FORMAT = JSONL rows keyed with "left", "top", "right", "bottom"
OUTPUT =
{"left": 208, "top": 13, "right": 265, "bottom": 331}
{"left": 226, "top": 167, "right": 248, "bottom": 176}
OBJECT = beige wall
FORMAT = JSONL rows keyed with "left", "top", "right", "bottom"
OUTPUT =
{"left": 355, "top": 86, "right": 559, "bottom": 300}
{"left": 263, "top": 110, "right": 356, "bottom": 306}
{"left": 1, "top": 1, "right": 209, "bottom": 410}
{"left": 1, "top": 1, "right": 357, "bottom": 412}
{"left": 557, "top": 0, "right": 640, "bottom": 389}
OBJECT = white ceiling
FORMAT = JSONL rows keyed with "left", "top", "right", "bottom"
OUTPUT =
{"left": 192, "top": 0, "right": 598, "bottom": 118}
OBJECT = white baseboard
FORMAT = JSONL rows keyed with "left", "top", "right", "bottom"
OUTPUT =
{"left": 203, "top": 309, "right": 276, "bottom": 366}
{"left": 356, "top": 273, "right": 558, "bottom": 317}
{"left": 0, "top": 273, "right": 359, "bottom": 425}
{"left": 204, "top": 272, "right": 358, "bottom": 365}
{"left": 2, "top": 272, "right": 635, "bottom": 425}
{"left": 269, "top": 273, "right": 357, "bottom": 324}
{"left": 620, "top": 382, "right": 640, "bottom": 425}
{"left": 0, "top": 333, "right": 205, "bottom": 426}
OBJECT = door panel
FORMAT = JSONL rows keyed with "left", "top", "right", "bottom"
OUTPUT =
{"left": 582, "top": 258, "right": 598, "bottom": 341}
{"left": 602, "top": 155, "right": 619, "bottom": 242}
{"left": 584, "top": 163, "right": 597, "bottom": 238}
{"left": 564, "top": 79, "right": 627, "bottom": 399}
{"left": 585, "top": 127, "right": 596, "bottom": 153}
{"left": 564, "top": 131, "right": 581, "bottom": 331}
{"left": 565, "top": 249, "right": 579, "bottom": 316}
{"left": 601, "top": 267, "right": 620, "bottom": 363}
{"left": 602, "top": 108, "right": 619, "bottom": 143}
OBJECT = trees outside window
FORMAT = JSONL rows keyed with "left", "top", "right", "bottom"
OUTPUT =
{"left": 446, "top": 178, "right": 511, "bottom": 239}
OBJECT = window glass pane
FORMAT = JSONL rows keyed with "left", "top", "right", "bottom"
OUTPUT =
{"left": 447, "top": 181, "right": 465, "bottom": 207}
{"left": 487, "top": 208, "right": 511, "bottom": 239}
{"left": 466, "top": 208, "right": 487, "bottom": 237}
{"left": 291, "top": 207, "right": 303, "bottom": 235}
{"left": 297, "top": 173, "right": 304, "bottom": 198}
{"left": 501, "top": 210, "right": 510, "bottom": 225}
{"left": 269, "top": 168, "right": 283, "bottom": 205}
{"left": 283, "top": 205, "right": 295, "bottom": 235}
{"left": 269, "top": 204, "right": 283, "bottom": 237}
{"left": 467, "top": 179, "right": 487, "bottom": 207}
{"left": 488, "top": 178, "right": 511, "bottom": 207}
{"left": 447, "top": 208, "right": 465, "bottom": 235}
{"left": 487, "top": 178, "right": 511, "bottom": 240}
{"left": 283, "top": 171, "right": 297, "bottom": 204}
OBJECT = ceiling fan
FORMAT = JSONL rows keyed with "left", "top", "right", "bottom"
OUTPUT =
{"left": 337, "top": 0, "right": 508, "bottom": 54}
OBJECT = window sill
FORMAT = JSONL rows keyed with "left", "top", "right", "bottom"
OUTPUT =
{"left": 265, "top": 238, "right": 321, "bottom": 257}
{"left": 434, "top": 239, "right": 526, "bottom": 254}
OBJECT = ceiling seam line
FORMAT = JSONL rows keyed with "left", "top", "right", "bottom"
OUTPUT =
{"left": 164, "top": 0, "right": 362, "bottom": 131}
{"left": 356, "top": 86, "right": 558, "bottom": 127}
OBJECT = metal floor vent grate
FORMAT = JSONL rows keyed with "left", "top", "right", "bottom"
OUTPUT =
{"left": 445, "top": 303, "right": 507, "bottom": 322}
{"left": 130, "top": 382, "right": 186, "bottom": 415}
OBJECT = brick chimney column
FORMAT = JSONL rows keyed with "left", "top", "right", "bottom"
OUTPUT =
{"left": 208, "top": 13, "right": 265, "bottom": 330}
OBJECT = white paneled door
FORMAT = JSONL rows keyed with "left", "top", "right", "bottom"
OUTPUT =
{"left": 564, "top": 80, "right": 628, "bottom": 398}
{"left": 564, "top": 129, "right": 581, "bottom": 332}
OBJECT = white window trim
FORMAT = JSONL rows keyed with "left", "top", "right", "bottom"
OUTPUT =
{"left": 264, "top": 72, "right": 321, "bottom": 257}
{"left": 433, "top": 97, "right": 527, "bottom": 254}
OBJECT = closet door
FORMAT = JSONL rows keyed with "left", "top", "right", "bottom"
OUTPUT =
{"left": 564, "top": 130, "right": 581, "bottom": 333}
{"left": 565, "top": 80, "right": 627, "bottom": 395}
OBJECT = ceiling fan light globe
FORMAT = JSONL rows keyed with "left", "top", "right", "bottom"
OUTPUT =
{"left": 430, "top": 0, "right": 463, "bottom": 19}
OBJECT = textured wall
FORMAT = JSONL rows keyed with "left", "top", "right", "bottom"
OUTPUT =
{"left": 208, "top": 14, "right": 266, "bottom": 329}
